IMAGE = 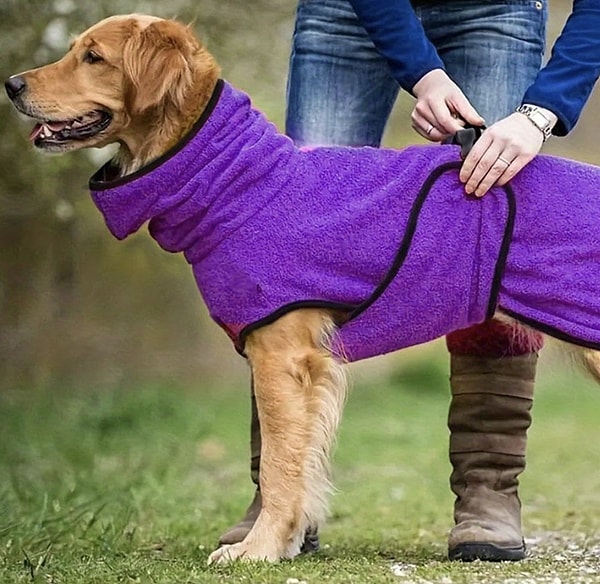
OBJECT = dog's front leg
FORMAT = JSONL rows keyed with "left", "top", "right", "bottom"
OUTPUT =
{"left": 208, "top": 309, "right": 347, "bottom": 564}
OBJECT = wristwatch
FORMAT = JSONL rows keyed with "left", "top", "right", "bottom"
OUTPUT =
{"left": 515, "top": 104, "right": 555, "bottom": 142}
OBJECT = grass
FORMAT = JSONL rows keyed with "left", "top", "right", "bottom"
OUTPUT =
{"left": 1, "top": 352, "right": 600, "bottom": 583}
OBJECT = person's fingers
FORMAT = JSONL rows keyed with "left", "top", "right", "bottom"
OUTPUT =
{"left": 459, "top": 134, "right": 493, "bottom": 184}
{"left": 429, "top": 101, "right": 466, "bottom": 136}
{"left": 471, "top": 150, "right": 519, "bottom": 197}
{"left": 411, "top": 119, "right": 445, "bottom": 142}
{"left": 411, "top": 108, "right": 446, "bottom": 142}
{"left": 462, "top": 140, "right": 508, "bottom": 195}
{"left": 496, "top": 153, "right": 535, "bottom": 186}
{"left": 449, "top": 94, "right": 485, "bottom": 128}
{"left": 413, "top": 99, "right": 468, "bottom": 141}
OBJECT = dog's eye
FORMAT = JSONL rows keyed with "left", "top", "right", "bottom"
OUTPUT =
{"left": 83, "top": 50, "right": 104, "bottom": 64}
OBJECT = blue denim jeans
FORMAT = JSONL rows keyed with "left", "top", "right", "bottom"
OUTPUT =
{"left": 286, "top": 0, "right": 547, "bottom": 147}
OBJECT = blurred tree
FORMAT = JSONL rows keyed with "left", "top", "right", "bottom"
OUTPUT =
{"left": 0, "top": 0, "right": 294, "bottom": 389}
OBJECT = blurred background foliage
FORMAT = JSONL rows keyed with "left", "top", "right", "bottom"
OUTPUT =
{"left": 0, "top": 0, "right": 598, "bottom": 390}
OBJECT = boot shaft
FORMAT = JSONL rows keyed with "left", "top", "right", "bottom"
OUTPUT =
{"left": 449, "top": 353, "right": 536, "bottom": 458}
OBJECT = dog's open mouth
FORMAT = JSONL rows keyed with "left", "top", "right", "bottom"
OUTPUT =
{"left": 29, "top": 110, "right": 112, "bottom": 146}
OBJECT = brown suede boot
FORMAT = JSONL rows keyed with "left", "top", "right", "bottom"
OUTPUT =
{"left": 447, "top": 353, "right": 537, "bottom": 562}
{"left": 218, "top": 386, "right": 320, "bottom": 552}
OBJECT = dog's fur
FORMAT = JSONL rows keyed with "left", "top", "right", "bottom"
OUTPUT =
{"left": 7, "top": 14, "right": 600, "bottom": 564}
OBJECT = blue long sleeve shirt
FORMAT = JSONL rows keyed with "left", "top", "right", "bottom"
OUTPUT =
{"left": 348, "top": 0, "right": 600, "bottom": 135}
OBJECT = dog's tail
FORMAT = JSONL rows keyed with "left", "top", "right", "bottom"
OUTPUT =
{"left": 578, "top": 347, "right": 600, "bottom": 383}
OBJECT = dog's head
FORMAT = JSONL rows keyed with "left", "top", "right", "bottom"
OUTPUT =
{"left": 5, "top": 14, "right": 219, "bottom": 163}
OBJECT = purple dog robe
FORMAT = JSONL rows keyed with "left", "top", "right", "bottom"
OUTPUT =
{"left": 89, "top": 80, "right": 600, "bottom": 362}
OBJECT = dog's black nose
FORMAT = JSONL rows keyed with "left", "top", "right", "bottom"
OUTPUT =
{"left": 5, "top": 75, "right": 26, "bottom": 101}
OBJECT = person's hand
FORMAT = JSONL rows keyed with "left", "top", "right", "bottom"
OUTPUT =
{"left": 412, "top": 69, "right": 485, "bottom": 142}
{"left": 459, "top": 110, "right": 555, "bottom": 197}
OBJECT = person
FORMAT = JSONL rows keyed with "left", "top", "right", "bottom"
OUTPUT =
{"left": 219, "top": 0, "right": 600, "bottom": 562}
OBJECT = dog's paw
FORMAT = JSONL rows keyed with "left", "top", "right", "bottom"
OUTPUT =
{"left": 207, "top": 544, "right": 239, "bottom": 565}
{"left": 207, "top": 542, "right": 280, "bottom": 565}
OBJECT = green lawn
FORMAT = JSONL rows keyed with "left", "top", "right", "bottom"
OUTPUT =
{"left": 1, "top": 353, "right": 599, "bottom": 583}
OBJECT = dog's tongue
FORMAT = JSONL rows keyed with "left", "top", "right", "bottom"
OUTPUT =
{"left": 29, "top": 120, "right": 69, "bottom": 142}
{"left": 29, "top": 123, "right": 44, "bottom": 142}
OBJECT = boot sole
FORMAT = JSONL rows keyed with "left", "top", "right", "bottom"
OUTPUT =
{"left": 448, "top": 541, "right": 526, "bottom": 562}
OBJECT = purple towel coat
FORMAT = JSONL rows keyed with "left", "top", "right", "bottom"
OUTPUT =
{"left": 89, "top": 80, "right": 600, "bottom": 362}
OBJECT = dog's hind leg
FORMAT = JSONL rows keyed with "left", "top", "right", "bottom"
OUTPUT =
{"left": 208, "top": 308, "right": 347, "bottom": 564}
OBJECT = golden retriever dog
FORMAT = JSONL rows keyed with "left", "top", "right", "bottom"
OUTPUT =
{"left": 6, "top": 14, "right": 600, "bottom": 565}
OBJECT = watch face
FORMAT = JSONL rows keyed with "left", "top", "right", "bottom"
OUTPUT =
{"left": 530, "top": 110, "right": 551, "bottom": 130}
{"left": 517, "top": 105, "right": 553, "bottom": 139}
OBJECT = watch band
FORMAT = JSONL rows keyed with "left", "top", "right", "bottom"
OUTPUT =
{"left": 515, "top": 104, "right": 554, "bottom": 142}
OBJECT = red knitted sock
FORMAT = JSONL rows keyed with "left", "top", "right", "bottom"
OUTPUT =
{"left": 446, "top": 320, "right": 544, "bottom": 357}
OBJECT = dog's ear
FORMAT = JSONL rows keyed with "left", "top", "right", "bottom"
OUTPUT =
{"left": 123, "top": 20, "right": 194, "bottom": 114}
